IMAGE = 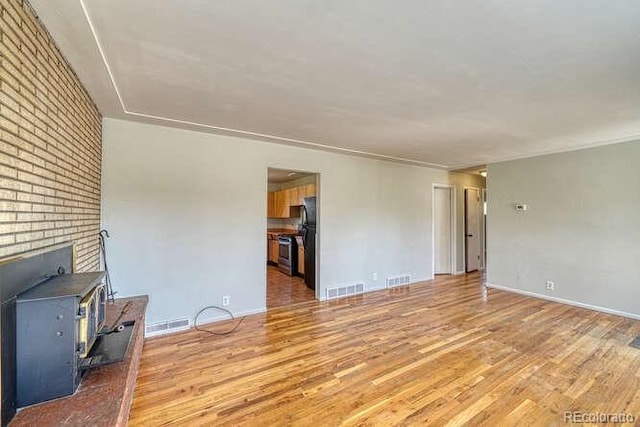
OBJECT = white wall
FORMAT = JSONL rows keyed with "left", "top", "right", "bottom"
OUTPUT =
{"left": 487, "top": 140, "right": 640, "bottom": 318}
{"left": 102, "top": 119, "right": 449, "bottom": 324}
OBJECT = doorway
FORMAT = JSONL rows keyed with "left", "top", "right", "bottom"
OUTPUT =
{"left": 266, "top": 168, "right": 318, "bottom": 309}
{"left": 433, "top": 184, "right": 455, "bottom": 275}
{"left": 464, "top": 187, "right": 482, "bottom": 272}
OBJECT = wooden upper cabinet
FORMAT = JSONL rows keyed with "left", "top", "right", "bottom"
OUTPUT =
{"left": 267, "top": 191, "right": 283, "bottom": 218}
{"left": 282, "top": 188, "right": 292, "bottom": 207}
{"left": 267, "top": 192, "right": 275, "bottom": 217}
{"left": 301, "top": 184, "right": 316, "bottom": 202}
{"left": 281, "top": 191, "right": 290, "bottom": 217}
{"left": 267, "top": 183, "right": 316, "bottom": 218}
{"left": 288, "top": 186, "right": 302, "bottom": 206}
{"left": 274, "top": 191, "right": 287, "bottom": 217}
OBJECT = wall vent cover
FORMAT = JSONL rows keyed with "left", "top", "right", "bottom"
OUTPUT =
{"left": 145, "top": 318, "right": 190, "bottom": 337}
{"left": 386, "top": 274, "right": 412, "bottom": 288}
{"left": 326, "top": 283, "right": 365, "bottom": 300}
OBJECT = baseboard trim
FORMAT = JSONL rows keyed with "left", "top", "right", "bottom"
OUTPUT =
{"left": 486, "top": 283, "right": 640, "bottom": 321}
{"left": 454, "top": 271, "right": 466, "bottom": 276}
{"left": 195, "top": 307, "right": 266, "bottom": 326}
{"left": 146, "top": 307, "right": 266, "bottom": 338}
{"left": 318, "top": 276, "right": 433, "bottom": 301}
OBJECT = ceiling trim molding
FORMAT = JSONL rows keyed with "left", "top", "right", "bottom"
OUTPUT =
{"left": 449, "top": 132, "right": 640, "bottom": 170}
{"left": 79, "top": 0, "right": 640, "bottom": 172}
{"left": 124, "top": 110, "right": 450, "bottom": 168}
{"left": 79, "top": 0, "right": 449, "bottom": 170}
{"left": 79, "top": 0, "right": 127, "bottom": 113}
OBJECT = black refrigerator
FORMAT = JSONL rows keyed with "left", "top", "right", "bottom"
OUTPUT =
{"left": 302, "top": 197, "right": 316, "bottom": 290}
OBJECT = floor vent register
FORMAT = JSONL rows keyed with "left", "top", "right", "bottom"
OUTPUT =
{"left": 145, "top": 318, "right": 190, "bottom": 337}
{"left": 386, "top": 274, "right": 412, "bottom": 288}
{"left": 326, "top": 283, "right": 365, "bottom": 300}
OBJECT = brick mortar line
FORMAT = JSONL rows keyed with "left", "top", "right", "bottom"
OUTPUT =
{"left": 0, "top": 45, "right": 102, "bottom": 152}
{"left": 0, "top": 100, "right": 102, "bottom": 170}
{"left": 0, "top": 52, "right": 101, "bottom": 140}
{"left": 0, "top": 182, "right": 102, "bottom": 202}
{"left": 0, "top": 159, "right": 103, "bottom": 196}
{"left": 0, "top": 194, "right": 101, "bottom": 206}
{"left": 0, "top": 169, "right": 102, "bottom": 193}
{"left": 0, "top": 235, "right": 100, "bottom": 250}
{"left": 4, "top": 0, "right": 103, "bottom": 116}
{"left": 1, "top": 0, "right": 102, "bottom": 269}
{"left": 1, "top": 123, "right": 102, "bottom": 173}
{"left": 0, "top": 227, "right": 100, "bottom": 242}
{"left": 0, "top": 225, "right": 101, "bottom": 235}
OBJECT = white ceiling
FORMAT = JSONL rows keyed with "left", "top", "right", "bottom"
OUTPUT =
{"left": 267, "top": 169, "right": 314, "bottom": 184}
{"left": 31, "top": 0, "right": 640, "bottom": 169}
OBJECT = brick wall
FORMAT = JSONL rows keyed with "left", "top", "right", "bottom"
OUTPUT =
{"left": 0, "top": 0, "right": 102, "bottom": 271}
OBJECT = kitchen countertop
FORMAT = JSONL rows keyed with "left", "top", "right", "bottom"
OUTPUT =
{"left": 267, "top": 229, "right": 300, "bottom": 238}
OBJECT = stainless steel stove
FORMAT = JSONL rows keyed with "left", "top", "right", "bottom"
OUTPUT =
{"left": 277, "top": 234, "right": 298, "bottom": 276}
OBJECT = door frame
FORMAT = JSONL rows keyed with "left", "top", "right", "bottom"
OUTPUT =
{"left": 313, "top": 173, "right": 320, "bottom": 300}
{"left": 432, "top": 183, "right": 456, "bottom": 277}
{"left": 481, "top": 188, "right": 487, "bottom": 270}
{"left": 463, "top": 186, "right": 482, "bottom": 273}
{"left": 265, "top": 167, "right": 321, "bottom": 304}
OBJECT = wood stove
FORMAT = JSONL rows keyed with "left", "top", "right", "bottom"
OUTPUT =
{"left": 16, "top": 271, "right": 106, "bottom": 407}
{"left": 0, "top": 244, "right": 132, "bottom": 425}
{"left": 1, "top": 244, "right": 74, "bottom": 424}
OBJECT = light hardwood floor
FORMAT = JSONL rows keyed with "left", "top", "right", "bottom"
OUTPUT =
{"left": 266, "top": 265, "right": 316, "bottom": 309}
{"left": 129, "top": 273, "right": 640, "bottom": 426}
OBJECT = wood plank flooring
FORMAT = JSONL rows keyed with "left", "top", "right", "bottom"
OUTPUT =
{"left": 129, "top": 273, "right": 640, "bottom": 426}
{"left": 266, "top": 265, "right": 316, "bottom": 309}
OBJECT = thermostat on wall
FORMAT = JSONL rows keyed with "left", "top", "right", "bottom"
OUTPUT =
{"left": 515, "top": 204, "right": 528, "bottom": 211}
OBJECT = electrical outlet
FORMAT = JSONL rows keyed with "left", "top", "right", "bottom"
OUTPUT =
{"left": 222, "top": 295, "right": 230, "bottom": 306}
{"left": 546, "top": 281, "right": 554, "bottom": 291}
{"left": 372, "top": 272, "right": 378, "bottom": 281}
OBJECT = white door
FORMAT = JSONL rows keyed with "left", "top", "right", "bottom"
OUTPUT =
{"left": 465, "top": 188, "right": 481, "bottom": 272}
{"left": 434, "top": 187, "right": 452, "bottom": 274}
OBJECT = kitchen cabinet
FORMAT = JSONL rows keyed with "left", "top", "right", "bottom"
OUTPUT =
{"left": 274, "top": 191, "right": 288, "bottom": 218}
{"left": 267, "top": 183, "right": 316, "bottom": 218}
{"left": 268, "top": 236, "right": 279, "bottom": 264}
{"left": 267, "top": 192, "right": 275, "bottom": 217}
{"left": 281, "top": 188, "right": 293, "bottom": 211}
{"left": 295, "top": 184, "right": 315, "bottom": 205}
{"left": 302, "top": 184, "right": 316, "bottom": 202}
{"left": 288, "top": 186, "right": 301, "bottom": 207}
